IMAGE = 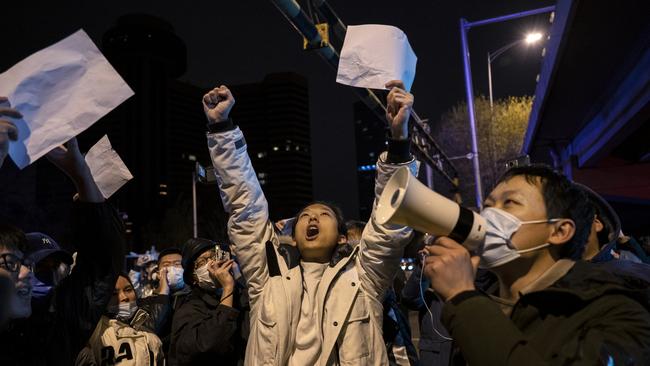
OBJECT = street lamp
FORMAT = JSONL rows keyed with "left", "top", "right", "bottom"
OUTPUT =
{"left": 488, "top": 32, "right": 544, "bottom": 108}
{"left": 459, "top": 7, "right": 554, "bottom": 209}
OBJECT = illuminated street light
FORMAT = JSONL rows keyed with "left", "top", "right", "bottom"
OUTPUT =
{"left": 459, "top": 6, "right": 554, "bottom": 208}
{"left": 525, "top": 32, "right": 543, "bottom": 44}
{"left": 488, "top": 32, "right": 545, "bottom": 108}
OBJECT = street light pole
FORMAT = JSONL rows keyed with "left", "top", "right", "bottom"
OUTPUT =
{"left": 487, "top": 35, "right": 542, "bottom": 109}
{"left": 459, "top": 18, "right": 484, "bottom": 209}
{"left": 488, "top": 52, "right": 494, "bottom": 109}
{"left": 459, "top": 5, "right": 554, "bottom": 209}
{"left": 192, "top": 167, "right": 198, "bottom": 238}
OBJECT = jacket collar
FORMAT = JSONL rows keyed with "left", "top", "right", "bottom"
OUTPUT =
{"left": 193, "top": 287, "right": 224, "bottom": 307}
{"left": 522, "top": 260, "right": 650, "bottom": 308}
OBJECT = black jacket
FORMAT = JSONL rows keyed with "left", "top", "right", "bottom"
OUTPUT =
{"left": 0, "top": 202, "right": 125, "bottom": 366}
{"left": 401, "top": 265, "right": 453, "bottom": 365}
{"left": 442, "top": 260, "right": 650, "bottom": 365}
{"left": 158, "top": 285, "right": 192, "bottom": 357}
{"left": 169, "top": 287, "right": 245, "bottom": 366}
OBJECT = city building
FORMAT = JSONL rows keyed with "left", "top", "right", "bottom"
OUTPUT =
{"left": 353, "top": 101, "right": 389, "bottom": 221}
{"left": 229, "top": 72, "right": 313, "bottom": 221}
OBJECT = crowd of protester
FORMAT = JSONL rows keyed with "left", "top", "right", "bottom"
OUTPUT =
{"left": 1, "top": 80, "right": 650, "bottom": 366}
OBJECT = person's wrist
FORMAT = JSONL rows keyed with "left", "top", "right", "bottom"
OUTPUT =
{"left": 67, "top": 162, "right": 92, "bottom": 182}
{"left": 207, "top": 117, "right": 235, "bottom": 133}
{"left": 390, "top": 125, "right": 409, "bottom": 141}
{"left": 445, "top": 286, "right": 477, "bottom": 303}
{"left": 209, "top": 115, "right": 228, "bottom": 124}
{"left": 222, "top": 283, "right": 235, "bottom": 292}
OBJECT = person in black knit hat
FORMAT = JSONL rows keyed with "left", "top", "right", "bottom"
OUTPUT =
{"left": 168, "top": 238, "right": 246, "bottom": 366}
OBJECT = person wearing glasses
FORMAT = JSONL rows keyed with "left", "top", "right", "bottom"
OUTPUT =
{"left": 169, "top": 238, "right": 246, "bottom": 366}
{"left": 0, "top": 95, "right": 126, "bottom": 365}
{"left": 0, "top": 224, "right": 33, "bottom": 325}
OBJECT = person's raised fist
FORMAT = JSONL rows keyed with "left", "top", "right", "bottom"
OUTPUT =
{"left": 203, "top": 85, "right": 235, "bottom": 124}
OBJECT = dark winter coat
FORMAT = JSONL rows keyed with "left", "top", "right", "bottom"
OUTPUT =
{"left": 168, "top": 287, "right": 245, "bottom": 366}
{"left": 0, "top": 202, "right": 125, "bottom": 366}
{"left": 442, "top": 260, "right": 650, "bottom": 365}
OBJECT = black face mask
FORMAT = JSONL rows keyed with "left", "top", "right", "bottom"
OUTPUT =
{"left": 35, "top": 262, "right": 70, "bottom": 286}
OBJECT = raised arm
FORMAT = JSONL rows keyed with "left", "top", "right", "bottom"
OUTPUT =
{"left": 203, "top": 86, "right": 277, "bottom": 306}
{"left": 46, "top": 138, "right": 125, "bottom": 360}
{"left": 0, "top": 97, "right": 21, "bottom": 169}
{"left": 358, "top": 80, "right": 418, "bottom": 300}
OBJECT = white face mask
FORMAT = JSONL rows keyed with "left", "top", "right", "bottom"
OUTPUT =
{"left": 166, "top": 266, "right": 185, "bottom": 291}
{"left": 108, "top": 301, "right": 138, "bottom": 321}
{"left": 194, "top": 263, "right": 216, "bottom": 290}
{"left": 479, "top": 207, "right": 560, "bottom": 269}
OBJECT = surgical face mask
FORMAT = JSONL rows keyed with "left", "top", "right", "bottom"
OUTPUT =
{"left": 166, "top": 266, "right": 185, "bottom": 291}
{"left": 30, "top": 276, "right": 53, "bottom": 300}
{"left": 479, "top": 207, "right": 560, "bottom": 269}
{"left": 107, "top": 301, "right": 138, "bottom": 321}
{"left": 194, "top": 263, "right": 216, "bottom": 291}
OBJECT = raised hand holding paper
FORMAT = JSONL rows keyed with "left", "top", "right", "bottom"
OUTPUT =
{"left": 85, "top": 135, "right": 133, "bottom": 199}
{"left": 0, "top": 29, "right": 134, "bottom": 169}
{"left": 336, "top": 24, "right": 417, "bottom": 92}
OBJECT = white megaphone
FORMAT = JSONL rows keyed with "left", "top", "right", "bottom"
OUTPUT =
{"left": 376, "top": 167, "right": 486, "bottom": 252}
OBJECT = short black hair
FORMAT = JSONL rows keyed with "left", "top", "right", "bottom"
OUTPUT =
{"left": 158, "top": 247, "right": 182, "bottom": 265}
{"left": 292, "top": 201, "right": 346, "bottom": 238}
{"left": 0, "top": 223, "right": 27, "bottom": 253}
{"left": 345, "top": 220, "right": 366, "bottom": 241}
{"left": 495, "top": 164, "right": 594, "bottom": 259}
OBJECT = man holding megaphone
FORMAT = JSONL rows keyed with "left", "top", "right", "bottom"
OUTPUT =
{"left": 379, "top": 164, "right": 650, "bottom": 364}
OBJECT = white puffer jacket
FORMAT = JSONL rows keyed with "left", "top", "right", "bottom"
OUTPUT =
{"left": 208, "top": 127, "right": 417, "bottom": 366}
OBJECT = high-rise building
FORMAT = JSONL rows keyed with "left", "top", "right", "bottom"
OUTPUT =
{"left": 83, "top": 14, "right": 214, "bottom": 250}
{"left": 229, "top": 73, "right": 313, "bottom": 220}
{"left": 353, "top": 101, "right": 389, "bottom": 221}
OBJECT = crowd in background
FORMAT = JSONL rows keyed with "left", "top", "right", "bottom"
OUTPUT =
{"left": 1, "top": 81, "right": 650, "bottom": 366}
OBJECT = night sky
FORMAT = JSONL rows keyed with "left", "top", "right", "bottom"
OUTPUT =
{"left": 3, "top": 0, "right": 554, "bottom": 219}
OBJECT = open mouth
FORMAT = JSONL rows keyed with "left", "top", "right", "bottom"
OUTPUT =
{"left": 306, "top": 225, "right": 320, "bottom": 240}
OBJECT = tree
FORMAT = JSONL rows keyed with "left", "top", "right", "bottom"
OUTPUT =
{"left": 431, "top": 95, "right": 533, "bottom": 208}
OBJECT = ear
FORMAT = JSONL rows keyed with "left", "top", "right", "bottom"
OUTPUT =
{"left": 593, "top": 217, "right": 604, "bottom": 233}
{"left": 337, "top": 234, "right": 348, "bottom": 245}
{"left": 548, "top": 219, "right": 576, "bottom": 246}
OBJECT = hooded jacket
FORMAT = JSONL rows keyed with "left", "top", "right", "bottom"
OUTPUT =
{"left": 207, "top": 125, "right": 417, "bottom": 365}
{"left": 441, "top": 260, "right": 650, "bottom": 365}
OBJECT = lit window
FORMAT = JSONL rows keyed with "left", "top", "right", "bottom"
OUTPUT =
{"left": 273, "top": 146, "right": 279, "bottom": 151}
{"left": 257, "top": 151, "right": 267, "bottom": 158}
{"left": 188, "top": 154, "right": 197, "bottom": 161}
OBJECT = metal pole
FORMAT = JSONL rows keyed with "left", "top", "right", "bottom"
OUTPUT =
{"left": 488, "top": 52, "right": 494, "bottom": 110}
{"left": 465, "top": 6, "right": 555, "bottom": 28}
{"left": 460, "top": 18, "right": 484, "bottom": 209}
{"left": 269, "top": 0, "right": 459, "bottom": 186}
{"left": 192, "top": 171, "right": 197, "bottom": 238}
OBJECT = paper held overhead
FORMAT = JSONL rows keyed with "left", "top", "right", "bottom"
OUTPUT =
{"left": 85, "top": 135, "right": 134, "bottom": 199}
{"left": 0, "top": 29, "right": 134, "bottom": 169}
{"left": 336, "top": 24, "right": 417, "bottom": 92}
